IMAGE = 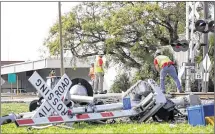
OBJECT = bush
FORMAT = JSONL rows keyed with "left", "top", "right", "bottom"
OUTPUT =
{"left": 190, "top": 79, "right": 214, "bottom": 92}
{"left": 165, "top": 75, "right": 178, "bottom": 92}
{"left": 110, "top": 73, "right": 132, "bottom": 93}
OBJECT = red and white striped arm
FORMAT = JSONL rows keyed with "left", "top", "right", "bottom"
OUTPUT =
{"left": 15, "top": 110, "right": 139, "bottom": 127}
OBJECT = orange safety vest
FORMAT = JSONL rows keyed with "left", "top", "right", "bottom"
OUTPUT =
{"left": 155, "top": 55, "right": 172, "bottom": 68}
{"left": 89, "top": 67, "right": 95, "bottom": 80}
{"left": 94, "top": 58, "right": 104, "bottom": 73}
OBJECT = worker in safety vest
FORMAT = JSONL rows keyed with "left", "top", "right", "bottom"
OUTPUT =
{"left": 88, "top": 63, "right": 95, "bottom": 88}
{"left": 154, "top": 51, "right": 184, "bottom": 94}
{"left": 94, "top": 55, "right": 105, "bottom": 94}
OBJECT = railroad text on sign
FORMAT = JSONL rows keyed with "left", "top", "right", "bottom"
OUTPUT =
{"left": 29, "top": 72, "right": 70, "bottom": 116}
{"left": 33, "top": 73, "right": 72, "bottom": 117}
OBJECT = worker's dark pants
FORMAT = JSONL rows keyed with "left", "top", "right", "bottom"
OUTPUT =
{"left": 160, "top": 65, "right": 182, "bottom": 92}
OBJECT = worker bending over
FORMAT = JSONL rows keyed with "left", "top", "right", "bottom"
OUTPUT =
{"left": 154, "top": 51, "right": 184, "bottom": 94}
{"left": 94, "top": 55, "right": 105, "bottom": 94}
{"left": 88, "top": 63, "right": 95, "bottom": 88}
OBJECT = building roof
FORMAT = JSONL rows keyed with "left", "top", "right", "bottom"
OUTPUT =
{"left": 1, "top": 61, "right": 25, "bottom": 66}
{"left": 1, "top": 58, "right": 90, "bottom": 75}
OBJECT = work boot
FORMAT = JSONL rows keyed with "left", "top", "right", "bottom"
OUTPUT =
{"left": 94, "top": 91, "right": 98, "bottom": 94}
{"left": 178, "top": 90, "right": 185, "bottom": 93}
{"left": 162, "top": 90, "right": 166, "bottom": 94}
{"left": 99, "top": 91, "right": 106, "bottom": 94}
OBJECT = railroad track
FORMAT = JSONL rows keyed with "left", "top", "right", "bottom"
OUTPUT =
{"left": 1, "top": 92, "right": 214, "bottom": 100}
{"left": 169, "top": 92, "right": 214, "bottom": 99}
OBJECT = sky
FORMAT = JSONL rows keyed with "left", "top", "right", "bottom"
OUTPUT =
{"left": 1, "top": 2, "right": 214, "bottom": 62}
{"left": 1, "top": 2, "right": 79, "bottom": 61}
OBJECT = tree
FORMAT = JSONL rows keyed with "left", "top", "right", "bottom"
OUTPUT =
{"left": 110, "top": 73, "right": 132, "bottom": 93}
{"left": 44, "top": 2, "right": 186, "bottom": 70}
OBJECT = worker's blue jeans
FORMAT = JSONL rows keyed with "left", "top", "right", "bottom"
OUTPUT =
{"left": 160, "top": 65, "right": 182, "bottom": 92}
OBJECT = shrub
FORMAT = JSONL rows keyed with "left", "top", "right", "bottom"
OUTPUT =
{"left": 110, "top": 73, "right": 131, "bottom": 93}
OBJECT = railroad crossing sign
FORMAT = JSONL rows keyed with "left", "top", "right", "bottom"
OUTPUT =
{"left": 1, "top": 77, "right": 5, "bottom": 85}
{"left": 202, "top": 54, "right": 211, "bottom": 72}
{"left": 28, "top": 71, "right": 72, "bottom": 118}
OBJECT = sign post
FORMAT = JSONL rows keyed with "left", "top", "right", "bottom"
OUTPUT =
{"left": 16, "top": 75, "right": 19, "bottom": 95}
{"left": 8, "top": 73, "right": 16, "bottom": 99}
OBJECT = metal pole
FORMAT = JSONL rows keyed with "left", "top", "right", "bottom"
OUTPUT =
{"left": 17, "top": 75, "right": 18, "bottom": 95}
{"left": 190, "top": 2, "right": 195, "bottom": 64}
{"left": 203, "top": 2, "right": 209, "bottom": 93}
{"left": 0, "top": 3, "right": 2, "bottom": 133}
{"left": 58, "top": 2, "right": 65, "bottom": 76}
{"left": 185, "top": 2, "right": 191, "bottom": 92}
{"left": 10, "top": 83, "right": 12, "bottom": 99}
{"left": 213, "top": 3, "right": 215, "bottom": 131}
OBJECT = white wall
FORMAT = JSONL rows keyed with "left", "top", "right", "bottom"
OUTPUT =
{"left": 174, "top": 51, "right": 188, "bottom": 67}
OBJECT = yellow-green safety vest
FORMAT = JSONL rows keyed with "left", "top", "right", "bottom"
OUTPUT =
{"left": 94, "top": 59, "right": 104, "bottom": 73}
{"left": 155, "top": 55, "right": 171, "bottom": 68}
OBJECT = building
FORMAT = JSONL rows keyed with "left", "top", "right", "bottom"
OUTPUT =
{"left": 1, "top": 61, "right": 25, "bottom": 66}
{"left": 1, "top": 58, "right": 92, "bottom": 93}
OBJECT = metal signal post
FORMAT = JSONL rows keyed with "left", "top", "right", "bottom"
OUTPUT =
{"left": 214, "top": 1, "right": 215, "bottom": 97}
{"left": 58, "top": 2, "right": 65, "bottom": 76}
{"left": 202, "top": 2, "right": 209, "bottom": 93}
{"left": 185, "top": 2, "right": 214, "bottom": 93}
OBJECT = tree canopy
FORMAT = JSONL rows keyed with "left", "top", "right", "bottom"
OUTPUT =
{"left": 44, "top": 2, "right": 186, "bottom": 70}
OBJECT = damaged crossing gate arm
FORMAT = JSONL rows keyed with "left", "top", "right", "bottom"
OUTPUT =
{"left": 28, "top": 71, "right": 72, "bottom": 117}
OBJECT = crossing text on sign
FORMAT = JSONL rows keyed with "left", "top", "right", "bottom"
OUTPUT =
{"left": 29, "top": 72, "right": 69, "bottom": 116}
{"left": 33, "top": 73, "right": 72, "bottom": 118}
{"left": 53, "top": 78, "right": 70, "bottom": 98}
{"left": 38, "top": 102, "right": 54, "bottom": 117}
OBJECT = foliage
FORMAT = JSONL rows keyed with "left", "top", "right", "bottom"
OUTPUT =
{"left": 1, "top": 103, "right": 214, "bottom": 133}
{"left": 44, "top": 2, "right": 186, "bottom": 70}
{"left": 165, "top": 76, "right": 178, "bottom": 92}
{"left": 44, "top": 2, "right": 187, "bottom": 91}
{"left": 207, "top": 34, "right": 214, "bottom": 82}
{"left": 110, "top": 73, "right": 132, "bottom": 93}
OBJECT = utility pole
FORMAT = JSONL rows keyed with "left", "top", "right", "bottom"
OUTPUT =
{"left": 185, "top": 2, "right": 195, "bottom": 92}
{"left": 58, "top": 2, "right": 65, "bottom": 76}
{"left": 214, "top": 1, "right": 215, "bottom": 96}
{"left": 185, "top": 3, "right": 190, "bottom": 92}
{"left": 202, "top": 2, "right": 209, "bottom": 92}
{"left": 0, "top": 2, "right": 2, "bottom": 132}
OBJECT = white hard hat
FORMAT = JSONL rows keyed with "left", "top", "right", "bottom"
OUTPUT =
{"left": 154, "top": 50, "right": 162, "bottom": 57}
{"left": 98, "top": 52, "right": 103, "bottom": 56}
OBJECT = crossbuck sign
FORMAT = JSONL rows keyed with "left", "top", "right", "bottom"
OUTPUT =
{"left": 28, "top": 71, "right": 72, "bottom": 118}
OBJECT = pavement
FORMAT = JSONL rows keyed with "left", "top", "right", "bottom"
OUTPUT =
{"left": 1, "top": 93, "right": 122, "bottom": 103}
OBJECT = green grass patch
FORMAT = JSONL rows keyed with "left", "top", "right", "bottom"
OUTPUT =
{"left": 1, "top": 103, "right": 214, "bottom": 133}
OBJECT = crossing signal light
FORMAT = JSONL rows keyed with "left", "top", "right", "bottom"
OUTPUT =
{"left": 208, "top": 21, "right": 214, "bottom": 32}
{"left": 194, "top": 20, "right": 214, "bottom": 33}
{"left": 171, "top": 40, "right": 189, "bottom": 52}
{"left": 195, "top": 20, "right": 207, "bottom": 33}
{"left": 171, "top": 40, "right": 181, "bottom": 52}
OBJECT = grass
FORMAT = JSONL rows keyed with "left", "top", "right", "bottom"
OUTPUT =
{"left": 1, "top": 103, "right": 214, "bottom": 133}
